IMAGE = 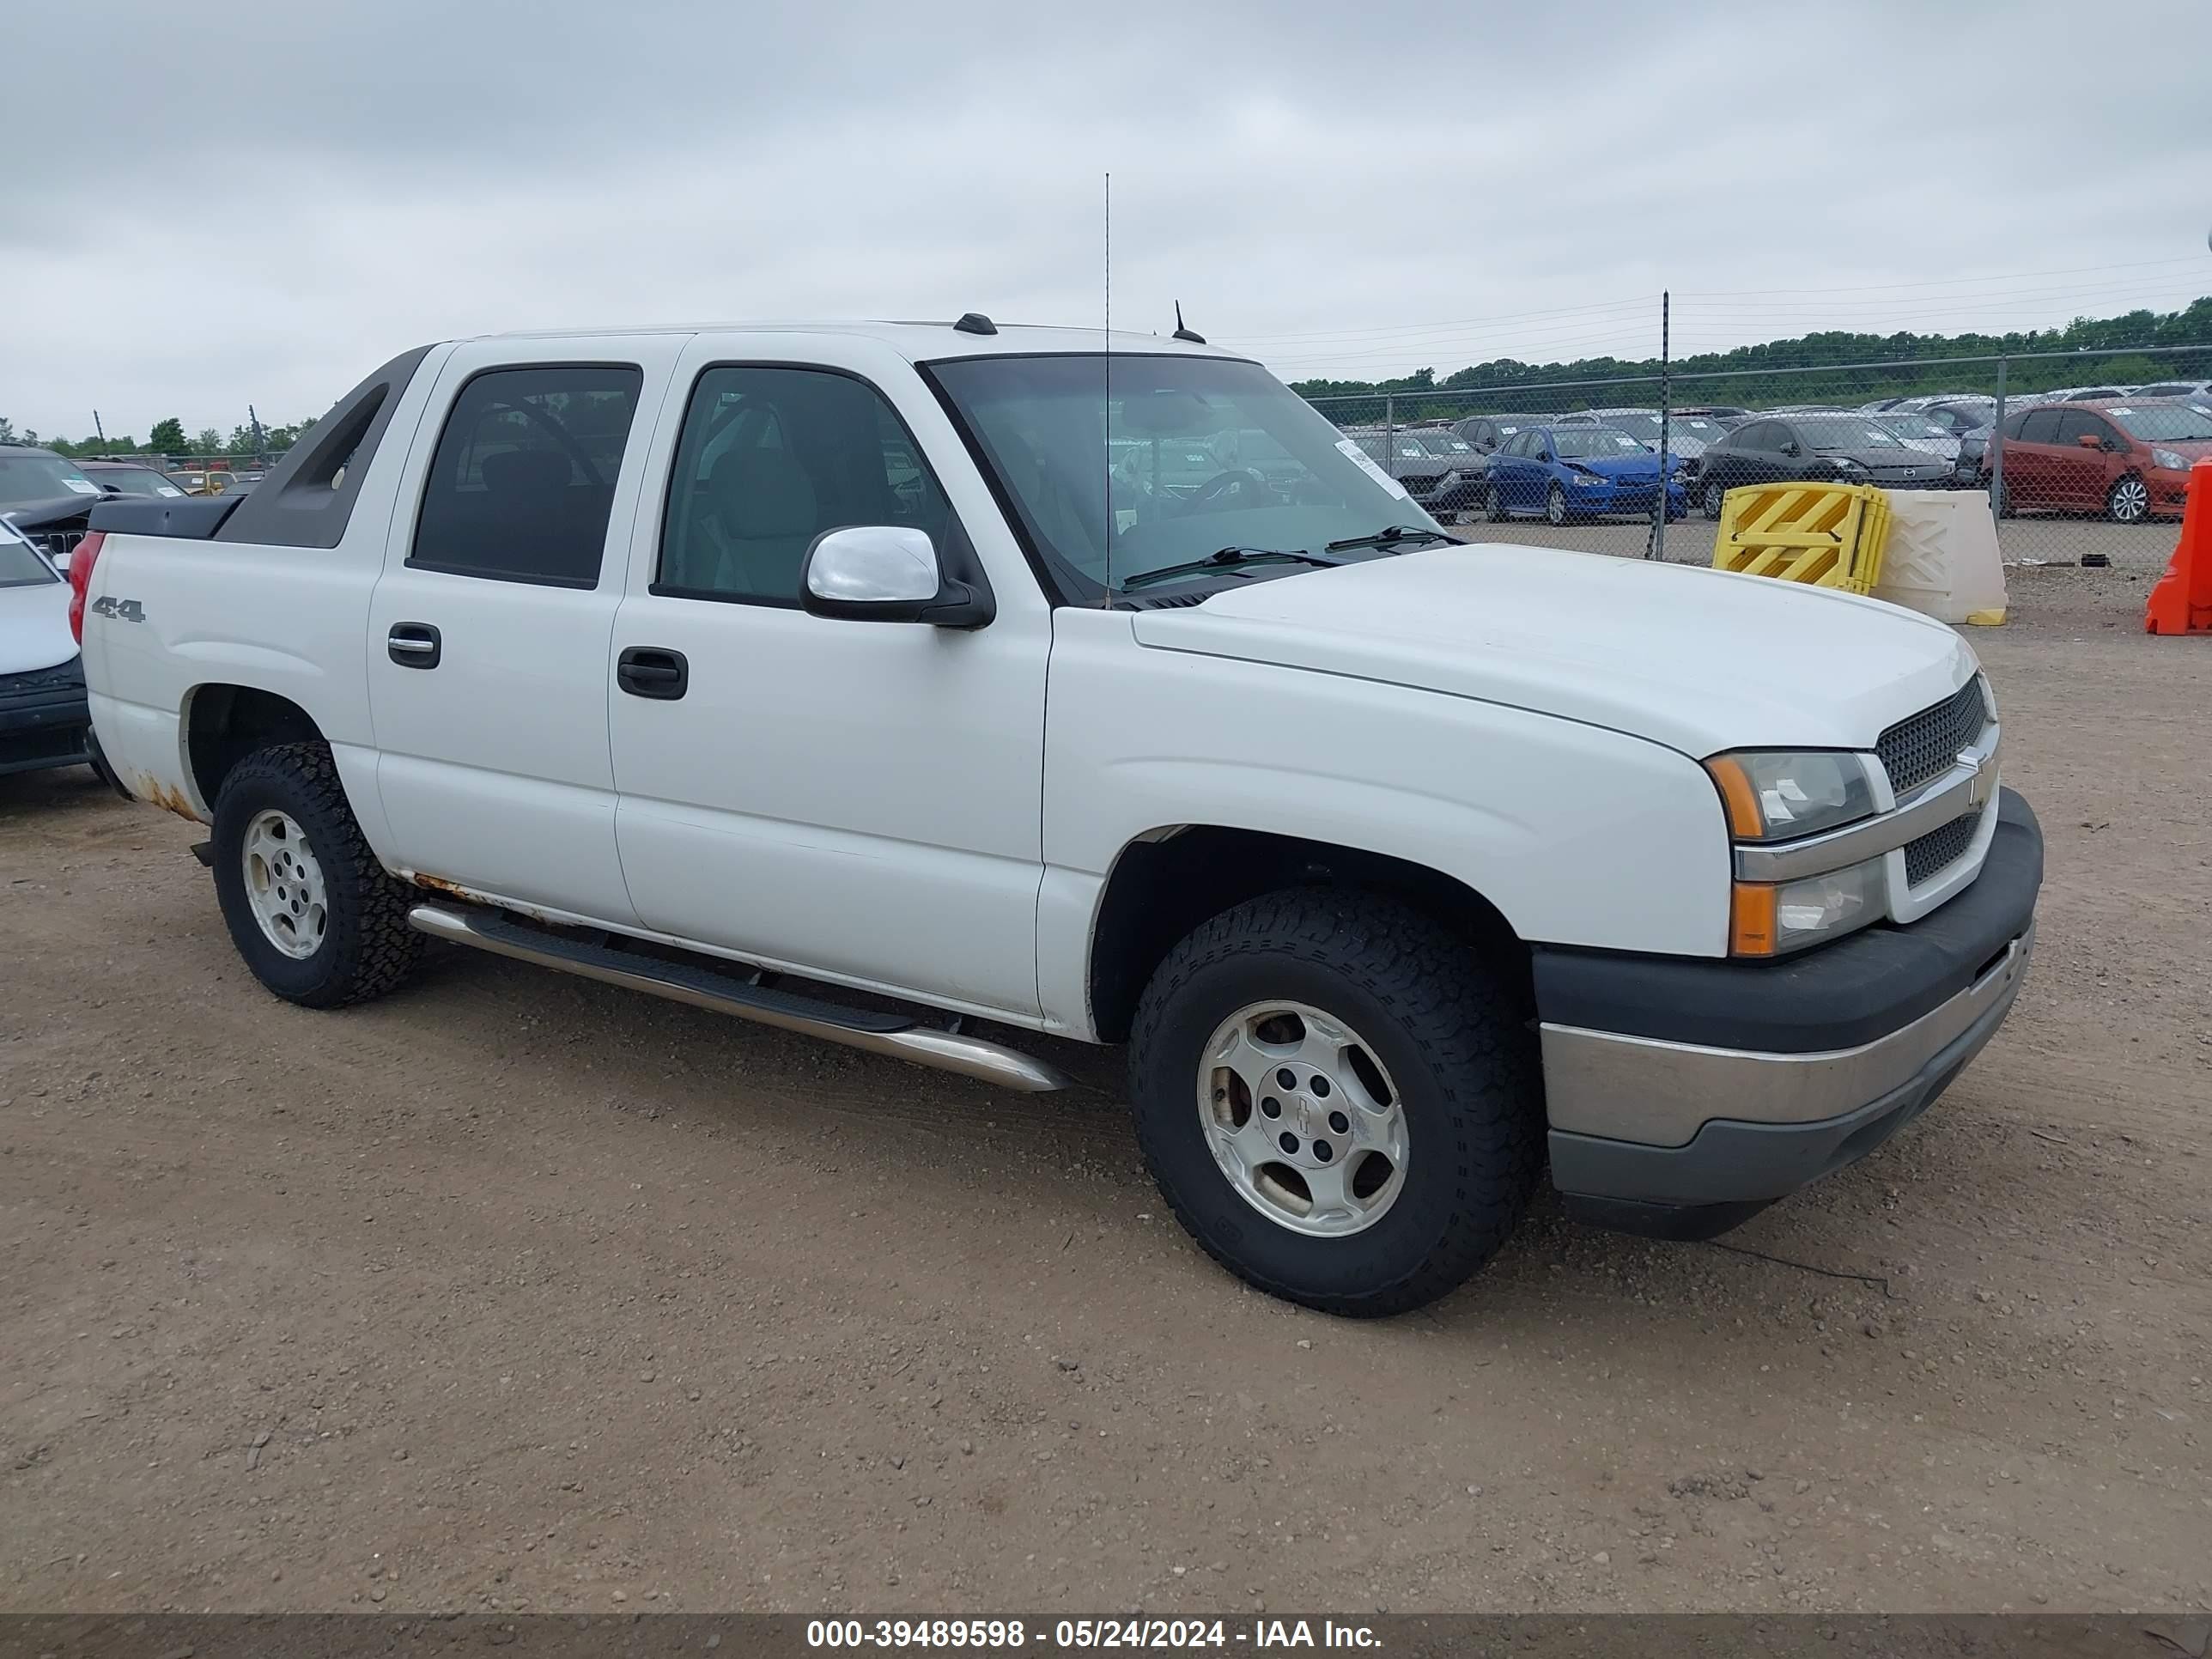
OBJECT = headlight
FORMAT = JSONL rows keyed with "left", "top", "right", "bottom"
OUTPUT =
{"left": 1827, "top": 456, "right": 1864, "bottom": 472}
{"left": 1731, "top": 855, "right": 1885, "bottom": 957}
{"left": 1572, "top": 472, "right": 1603, "bottom": 486}
{"left": 1705, "top": 750, "right": 1877, "bottom": 841}
{"left": 2153, "top": 448, "right": 2187, "bottom": 471}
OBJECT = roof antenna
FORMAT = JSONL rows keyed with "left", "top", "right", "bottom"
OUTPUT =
{"left": 1101, "top": 172, "right": 1113, "bottom": 609}
{"left": 1172, "top": 302, "right": 1206, "bottom": 345}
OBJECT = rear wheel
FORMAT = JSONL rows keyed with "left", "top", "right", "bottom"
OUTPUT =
{"left": 2106, "top": 474, "right": 2149, "bottom": 524}
{"left": 1127, "top": 890, "right": 1542, "bottom": 1316}
{"left": 1486, "top": 483, "right": 1510, "bottom": 522}
{"left": 210, "top": 742, "right": 422, "bottom": 1008}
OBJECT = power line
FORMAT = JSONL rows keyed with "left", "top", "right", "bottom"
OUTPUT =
{"left": 1677, "top": 254, "right": 2209, "bottom": 300}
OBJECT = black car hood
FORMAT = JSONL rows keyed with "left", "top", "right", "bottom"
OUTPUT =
{"left": 0, "top": 494, "right": 98, "bottom": 531}
{"left": 1814, "top": 448, "right": 1944, "bottom": 469}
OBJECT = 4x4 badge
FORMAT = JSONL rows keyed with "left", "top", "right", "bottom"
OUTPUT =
{"left": 89, "top": 595, "right": 145, "bottom": 623}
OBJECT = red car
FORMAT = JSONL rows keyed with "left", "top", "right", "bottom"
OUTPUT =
{"left": 1984, "top": 397, "right": 2212, "bottom": 522}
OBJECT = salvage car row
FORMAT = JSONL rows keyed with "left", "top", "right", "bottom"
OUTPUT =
{"left": 1337, "top": 387, "right": 2212, "bottom": 525}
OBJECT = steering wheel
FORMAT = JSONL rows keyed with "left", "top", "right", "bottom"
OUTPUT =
{"left": 1182, "top": 468, "right": 1273, "bottom": 512}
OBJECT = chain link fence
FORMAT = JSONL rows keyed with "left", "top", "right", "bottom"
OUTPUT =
{"left": 1299, "top": 344, "right": 2212, "bottom": 581}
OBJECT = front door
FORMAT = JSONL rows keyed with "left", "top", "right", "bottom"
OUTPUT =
{"left": 2049, "top": 410, "right": 2119, "bottom": 516}
{"left": 366, "top": 340, "right": 683, "bottom": 924}
{"left": 606, "top": 343, "right": 1050, "bottom": 1018}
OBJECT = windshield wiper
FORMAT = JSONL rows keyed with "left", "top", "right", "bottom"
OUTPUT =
{"left": 1324, "top": 524, "right": 1455, "bottom": 554}
{"left": 1118, "top": 546, "right": 1344, "bottom": 591}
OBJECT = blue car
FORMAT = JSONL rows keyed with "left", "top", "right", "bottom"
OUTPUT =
{"left": 1482, "top": 424, "right": 1687, "bottom": 526}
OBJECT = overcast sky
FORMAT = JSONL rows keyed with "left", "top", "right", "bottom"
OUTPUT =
{"left": 5, "top": 0, "right": 2210, "bottom": 440}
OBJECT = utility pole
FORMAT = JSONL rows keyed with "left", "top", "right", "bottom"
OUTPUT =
{"left": 248, "top": 404, "right": 267, "bottom": 464}
{"left": 1648, "top": 291, "right": 1670, "bottom": 561}
{"left": 1988, "top": 357, "right": 2008, "bottom": 526}
{"left": 93, "top": 410, "right": 106, "bottom": 445}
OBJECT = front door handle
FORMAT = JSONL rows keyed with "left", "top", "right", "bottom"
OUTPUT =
{"left": 617, "top": 646, "right": 689, "bottom": 701}
{"left": 388, "top": 623, "right": 441, "bottom": 669}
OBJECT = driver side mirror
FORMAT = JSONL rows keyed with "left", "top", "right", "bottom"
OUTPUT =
{"left": 800, "top": 526, "right": 994, "bottom": 629}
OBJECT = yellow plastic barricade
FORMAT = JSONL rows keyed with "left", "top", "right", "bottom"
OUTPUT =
{"left": 1710, "top": 483, "right": 1893, "bottom": 594}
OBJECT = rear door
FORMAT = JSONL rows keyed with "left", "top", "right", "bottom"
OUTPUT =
{"left": 2004, "top": 408, "right": 2063, "bottom": 508}
{"left": 365, "top": 337, "right": 686, "bottom": 922}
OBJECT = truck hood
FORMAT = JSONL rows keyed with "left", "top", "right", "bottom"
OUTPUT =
{"left": 1128, "top": 544, "right": 1977, "bottom": 757}
{"left": 0, "top": 580, "right": 77, "bottom": 676}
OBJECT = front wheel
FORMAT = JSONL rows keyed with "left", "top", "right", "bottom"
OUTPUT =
{"left": 1544, "top": 483, "right": 1570, "bottom": 526}
{"left": 210, "top": 742, "right": 423, "bottom": 1008}
{"left": 1701, "top": 478, "right": 1728, "bottom": 520}
{"left": 2106, "top": 474, "right": 2150, "bottom": 524}
{"left": 1127, "top": 891, "right": 1542, "bottom": 1316}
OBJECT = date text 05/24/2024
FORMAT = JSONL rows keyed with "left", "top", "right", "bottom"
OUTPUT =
{"left": 805, "top": 1619, "right": 1382, "bottom": 1650}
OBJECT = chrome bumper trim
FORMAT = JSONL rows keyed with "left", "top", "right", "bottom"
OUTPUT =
{"left": 1735, "top": 722, "right": 1998, "bottom": 884}
{"left": 1540, "top": 922, "right": 2033, "bottom": 1146}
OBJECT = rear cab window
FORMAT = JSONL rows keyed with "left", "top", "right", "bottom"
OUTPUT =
{"left": 409, "top": 365, "right": 644, "bottom": 586}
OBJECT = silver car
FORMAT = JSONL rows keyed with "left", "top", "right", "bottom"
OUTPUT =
{"left": 1871, "top": 410, "right": 1963, "bottom": 466}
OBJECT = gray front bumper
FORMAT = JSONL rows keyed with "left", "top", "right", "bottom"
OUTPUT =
{"left": 1534, "top": 789, "right": 2042, "bottom": 1240}
{"left": 1547, "top": 924, "right": 2030, "bottom": 1220}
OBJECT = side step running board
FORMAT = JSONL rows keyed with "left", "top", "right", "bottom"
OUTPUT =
{"left": 407, "top": 903, "right": 1071, "bottom": 1094}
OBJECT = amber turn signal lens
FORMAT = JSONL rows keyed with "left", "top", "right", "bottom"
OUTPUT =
{"left": 1729, "top": 882, "right": 1778, "bottom": 957}
{"left": 1705, "top": 755, "right": 1765, "bottom": 840}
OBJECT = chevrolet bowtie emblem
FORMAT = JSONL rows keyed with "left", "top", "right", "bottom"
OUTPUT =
{"left": 1959, "top": 750, "right": 1992, "bottom": 807}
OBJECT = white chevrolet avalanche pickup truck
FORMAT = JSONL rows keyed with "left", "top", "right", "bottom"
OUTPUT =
{"left": 71, "top": 319, "right": 2040, "bottom": 1315}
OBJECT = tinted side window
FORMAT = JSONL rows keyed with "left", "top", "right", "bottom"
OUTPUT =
{"left": 2017, "top": 410, "right": 2063, "bottom": 444}
{"left": 658, "top": 366, "right": 951, "bottom": 605}
{"left": 2054, "top": 410, "right": 2111, "bottom": 447}
{"left": 410, "top": 365, "right": 642, "bottom": 586}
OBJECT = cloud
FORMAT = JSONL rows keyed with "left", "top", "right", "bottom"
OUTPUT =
{"left": 3, "top": 0, "right": 2208, "bottom": 436}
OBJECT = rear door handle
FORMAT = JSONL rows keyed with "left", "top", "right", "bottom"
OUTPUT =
{"left": 388, "top": 623, "right": 441, "bottom": 669}
{"left": 617, "top": 646, "right": 689, "bottom": 701}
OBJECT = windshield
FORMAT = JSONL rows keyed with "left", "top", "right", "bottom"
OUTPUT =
{"left": 0, "top": 451, "right": 100, "bottom": 509}
{"left": 2106, "top": 404, "right": 2212, "bottom": 442}
{"left": 1552, "top": 428, "right": 1648, "bottom": 458}
{"left": 1596, "top": 412, "right": 1723, "bottom": 444}
{"left": 930, "top": 355, "right": 1434, "bottom": 596}
{"left": 94, "top": 466, "right": 187, "bottom": 497}
{"left": 1414, "top": 431, "right": 1474, "bottom": 455}
{"left": 1796, "top": 417, "right": 1904, "bottom": 450}
{"left": 0, "top": 526, "right": 59, "bottom": 586}
{"left": 2135, "top": 384, "right": 2203, "bottom": 399}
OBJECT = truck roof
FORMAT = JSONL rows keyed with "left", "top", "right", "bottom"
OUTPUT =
{"left": 459, "top": 319, "right": 1243, "bottom": 362}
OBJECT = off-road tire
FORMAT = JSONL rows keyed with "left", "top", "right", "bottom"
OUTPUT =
{"left": 1127, "top": 890, "right": 1543, "bottom": 1316}
{"left": 210, "top": 741, "right": 422, "bottom": 1008}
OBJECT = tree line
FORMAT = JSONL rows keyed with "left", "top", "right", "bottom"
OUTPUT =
{"left": 0, "top": 413, "right": 318, "bottom": 459}
{"left": 1288, "top": 296, "right": 2212, "bottom": 416}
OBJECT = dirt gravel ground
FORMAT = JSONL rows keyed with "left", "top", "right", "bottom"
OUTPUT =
{"left": 3, "top": 546, "right": 2208, "bottom": 1618}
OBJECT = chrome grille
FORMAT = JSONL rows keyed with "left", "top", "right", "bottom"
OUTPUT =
{"left": 1877, "top": 679, "right": 1988, "bottom": 796}
{"left": 1904, "top": 811, "right": 1978, "bottom": 886}
{"left": 27, "top": 526, "right": 87, "bottom": 567}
